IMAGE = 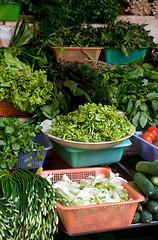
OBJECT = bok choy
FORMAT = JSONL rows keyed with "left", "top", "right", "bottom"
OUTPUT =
{"left": 50, "top": 171, "right": 131, "bottom": 207}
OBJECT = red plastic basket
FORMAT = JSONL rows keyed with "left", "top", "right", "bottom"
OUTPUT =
{"left": 0, "top": 100, "right": 30, "bottom": 116}
{"left": 37, "top": 167, "right": 144, "bottom": 234}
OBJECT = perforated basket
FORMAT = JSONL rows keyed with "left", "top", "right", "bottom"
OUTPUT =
{"left": 0, "top": 100, "right": 30, "bottom": 117}
{"left": 52, "top": 139, "right": 132, "bottom": 167}
{"left": 134, "top": 131, "right": 158, "bottom": 162}
{"left": 50, "top": 46, "right": 104, "bottom": 64}
{"left": 37, "top": 167, "right": 144, "bottom": 234}
{"left": 102, "top": 46, "right": 148, "bottom": 65}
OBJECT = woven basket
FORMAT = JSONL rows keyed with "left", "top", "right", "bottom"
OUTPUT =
{"left": 50, "top": 46, "right": 104, "bottom": 65}
{"left": 0, "top": 100, "right": 30, "bottom": 117}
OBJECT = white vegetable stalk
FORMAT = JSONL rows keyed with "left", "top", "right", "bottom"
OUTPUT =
{"left": 47, "top": 172, "right": 130, "bottom": 207}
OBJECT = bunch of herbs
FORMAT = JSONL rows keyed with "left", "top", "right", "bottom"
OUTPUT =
{"left": 98, "top": 60, "right": 158, "bottom": 130}
{"left": 0, "top": 118, "right": 44, "bottom": 169}
{"left": 101, "top": 21, "right": 156, "bottom": 56}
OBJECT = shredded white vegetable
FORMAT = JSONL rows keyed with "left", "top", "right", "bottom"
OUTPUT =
{"left": 47, "top": 172, "right": 130, "bottom": 207}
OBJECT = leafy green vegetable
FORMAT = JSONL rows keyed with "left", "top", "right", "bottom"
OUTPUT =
{"left": 0, "top": 50, "right": 53, "bottom": 113}
{"left": 47, "top": 103, "right": 134, "bottom": 142}
{"left": 0, "top": 118, "right": 44, "bottom": 169}
{"left": 100, "top": 21, "right": 156, "bottom": 56}
{"left": 0, "top": 168, "right": 60, "bottom": 239}
{"left": 98, "top": 62, "right": 158, "bottom": 130}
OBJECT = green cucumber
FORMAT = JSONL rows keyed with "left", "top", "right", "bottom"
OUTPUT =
{"left": 128, "top": 181, "right": 144, "bottom": 195}
{"left": 146, "top": 200, "right": 158, "bottom": 213}
{"left": 148, "top": 175, "right": 158, "bottom": 186}
{"left": 132, "top": 211, "right": 140, "bottom": 224}
{"left": 134, "top": 172, "right": 155, "bottom": 196}
{"left": 151, "top": 186, "right": 158, "bottom": 200}
{"left": 153, "top": 160, "right": 158, "bottom": 164}
{"left": 140, "top": 209, "right": 153, "bottom": 223}
{"left": 136, "top": 161, "right": 158, "bottom": 176}
{"left": 142, "top": 195, "right": 149, "bottom": 204}
{"left": 153, "top": 211, "right": 158, "bottom": 220}
{"left": 136, "top": 202, "right": 143, "bottom": 212}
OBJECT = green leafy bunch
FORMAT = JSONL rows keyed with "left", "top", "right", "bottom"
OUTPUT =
{"left": 33, "top": 0, "right": 120, "bottom": 39}
{"left": 0, "top": 168, "right": 60, "bottom": 239}
{"left": 0, "top": 118, "right": 44, "bottom": 169}
{"left": 35, "top": 61, "right": 107, "bottom": 122}
{"left": 47, "top": 102, "right": 134, "bottom": 142}
{"left": 99, "top": 61, "right": 158, "bottom": 130}
{"left": 101, "top": 21, "right": 156, "bottom": 56}
{"left": 48, "top": 25, "right": 104, "bottom": 47}
{"left": 63, "top": 0, "right": 120, "bottom": 25}
{"left": 0, "top": 50, "right": 53, "bottom": 113}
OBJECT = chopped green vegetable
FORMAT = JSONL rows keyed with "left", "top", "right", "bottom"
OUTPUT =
{"left": 47, "top": 103, "right": 135, "bottom": 142}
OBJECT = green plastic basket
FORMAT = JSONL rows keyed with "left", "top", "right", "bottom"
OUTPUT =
{"left": 52, "top": 139, "right": 132, "bottom": 168}
{"left": 102, "top": 46, "right": 148, "bottom": 65}
{"left": 0, "top": 2, "right": 21, "bottom": 21}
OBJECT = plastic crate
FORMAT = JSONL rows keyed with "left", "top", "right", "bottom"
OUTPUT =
{"left": 52, "top": 139, "right": 132, "bottom": 168}
{"left": 50, "top": 46, "right": 104, "bottom": 64}
{"left": 37, "top": 167, "right": 144, "bottom": 234}
{"left": 102, "top": 46, "right": 148, "bottom": 65}
{"left": 7, "top": 132, "right": 53, "bottom": 170}
{"left": 0, "top": 100, "right": 30, "bottom": 117}
{"left": 0, "top": 2, "right": 21, "bottom": 21}
{"left": 134, "top": 131, "right": 158, "bottom": 162}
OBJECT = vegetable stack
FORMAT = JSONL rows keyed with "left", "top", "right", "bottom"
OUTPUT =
{"left": 0, "top": 118, "right": 44, "bottom": 169}
{"left": 0, "top": 168, "right": 60, "bottom": 240}
{"left": 47, "top": 103, "right": 135, "bottom": 142}
{"left": 129, "top": 160, "right": 158, "bottom": 224}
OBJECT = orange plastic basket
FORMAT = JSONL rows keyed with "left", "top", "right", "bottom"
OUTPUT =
{"left": 37, "top": 167, "right": 144, "bottom": 234}
{"left": 50, "top": 46, "right": 104, "bottom": 65}
{"left": 0, "top": 100, "right": 30, "bottom": 116}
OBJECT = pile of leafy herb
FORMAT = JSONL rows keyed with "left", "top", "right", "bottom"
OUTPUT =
{"left": 100, "top": 21, "right": 156, "bottom": 57}
{"left": 47, "top": 103, "right": 135, "bottom": 142}
{"left": 0, "top": 168, "right": 61, "bottom": 240}
{"left": 98, "top": 61, "right": 158, "bottom": 130}
{"left": 33, "top": 0, "right": 120, "bottom": 39}
{"left": 0, "top": 118, "right": 44, "bottom": 169}
{"left": 48, "top": 25, "right": 105, "bottom": 47}
{"left": 0, "top": 50, "right": 53, "bottom": 113}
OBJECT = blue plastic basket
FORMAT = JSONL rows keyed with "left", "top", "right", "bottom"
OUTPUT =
{"left": 134, "top": 131, "right": 158, "bottom": 162}
{"left": 52, "top": 139, "right": 132, "bottom": 168}
{"left": 7, "top": 132, "right": 53, "bottom": 170}
{"left": 102, "top": 46, "right": 148, "bottom": 65}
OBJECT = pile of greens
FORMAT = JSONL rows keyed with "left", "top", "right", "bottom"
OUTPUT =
{"left": 43, "top": 60, "right": 158, "bottom": 131}
{"left": 0, "top": 50, "right": 53, "bottom": 113}
{"left": 47, "top": 103, "right": 134, "bottom": 142}
{"left": 0, "top": 168, "right": 61, "bottom": 240}
{"left": 48, "top": 25, "right": 104, "bottom": 47}
{"left": 0, "top": 118, "right": 44, "bottom": 169}
{"left": 33, "top": 0, "right": 120, "bottom": 39}
{"left": 100, "top": 21, "right": 156, "bottom": 57}
{"left": 98, "top": 61, "right": 158, "bottom": 130}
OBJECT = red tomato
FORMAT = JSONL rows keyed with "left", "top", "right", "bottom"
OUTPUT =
{"left": 141, "top": 132, "right": 155, "bottom": 144}
{"left": 153, "top": 141, "right": 158, "bottom": 147}
{"left": 147, "top": 126, "right": 158, "bottom": 139}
